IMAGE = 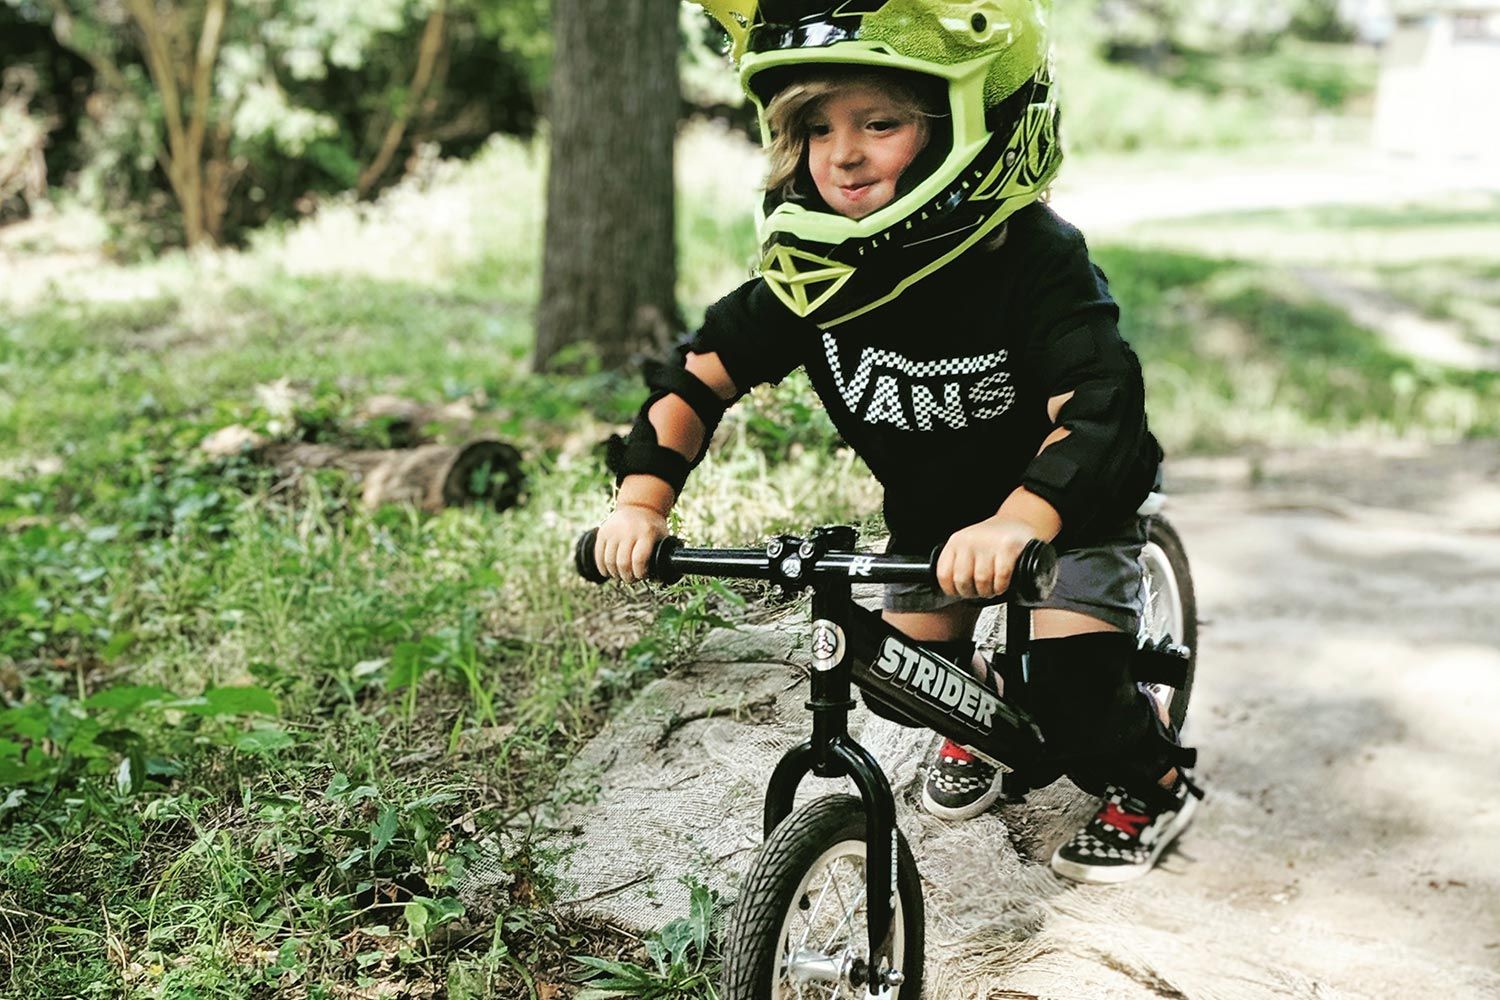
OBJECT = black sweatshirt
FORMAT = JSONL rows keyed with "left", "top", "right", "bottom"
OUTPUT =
{"left": 686, "top": 202, "right": 1162, "bottom": 554}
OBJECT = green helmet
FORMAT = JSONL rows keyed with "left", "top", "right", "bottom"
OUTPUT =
{"left": 698, "top": 1, "right": 1061, "bottom": 328}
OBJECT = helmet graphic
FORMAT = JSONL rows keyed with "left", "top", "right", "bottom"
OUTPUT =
{"left": 696, "top": 1, "right": 1062, "bottom": 328}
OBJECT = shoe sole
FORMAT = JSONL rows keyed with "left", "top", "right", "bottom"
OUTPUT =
{"left": 1049, "top": 792, "right": 1199, "bottom": 884}
{"left": 920, "top": 781, "right": 1002, "bottom": 822}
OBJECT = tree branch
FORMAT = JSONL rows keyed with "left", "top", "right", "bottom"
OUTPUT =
{"left": 124, "top": 0, "right": 187, "bottom": 172}
{"left": 356, "top": 0, "right": 447, "bottom": 197}
{"left": 186, "top": 0, "right": 228, "bottom": 170}
{"left": 44, "top": 0, "right": 129, "bottom": 93}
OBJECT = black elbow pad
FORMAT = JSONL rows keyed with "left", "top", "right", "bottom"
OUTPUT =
{"left": 1022, "top": 380, "right": 1144, "bottom": 529}
{"left": 604, "top": 350, "right": 731, "bottom": 492}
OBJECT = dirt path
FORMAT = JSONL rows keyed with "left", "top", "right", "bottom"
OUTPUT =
{"left": 977, "top": 440, "right": 1500, "bottom": 998}
{"left": 549, "top": 439, "right": 1500, "bottom": 998}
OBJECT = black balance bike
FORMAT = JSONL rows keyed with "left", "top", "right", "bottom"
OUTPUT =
{"left": 575, "top": 513, "right": 1196, "bottom": 999}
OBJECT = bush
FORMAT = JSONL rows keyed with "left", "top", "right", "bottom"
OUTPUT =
{"left": 0, "top": 0, "right": 548, "bottom": 248}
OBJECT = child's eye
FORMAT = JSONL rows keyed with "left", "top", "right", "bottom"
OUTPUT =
{"left": 867, "top": 119, "right": 900, "bottom": 133}
{"left": 807, "top": 122, "right": 831, "bottom": 138}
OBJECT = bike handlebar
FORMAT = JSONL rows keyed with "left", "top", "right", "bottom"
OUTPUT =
{"left": 574, "top": 527, "right": 1059, "bottom": 605}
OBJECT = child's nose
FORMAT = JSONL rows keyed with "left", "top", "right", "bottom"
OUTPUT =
{"left": 832, "top": 132, "right": 864, "bottom": 167}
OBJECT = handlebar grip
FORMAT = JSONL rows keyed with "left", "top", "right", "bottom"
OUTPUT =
{"left": 925, "top": 538, "right": 1059, "bottom": 605}
{"left": 574, "top": 529, "right": 685, "bottom": 585}
{"left": 575, "top": 529, "right": 608, "bottom": 583}
{"left": 1013, "top": 538, "right": 1060, "bottom": 605}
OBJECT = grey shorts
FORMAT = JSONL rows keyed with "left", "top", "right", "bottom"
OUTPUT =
{"left": 883, "top": 515, "right": 1149, "bottom": 634}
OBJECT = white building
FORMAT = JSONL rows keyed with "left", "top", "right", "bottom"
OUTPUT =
{"left": 1373, "top": 1, "right": 1500, "bottom": 159}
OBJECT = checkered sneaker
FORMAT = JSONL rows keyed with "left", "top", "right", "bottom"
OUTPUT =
{"left": 921, "top": 739, "right": 1003, "bottom": 821}
{"left": 1050, "top": 778, "right": 1200, "bottom": 884}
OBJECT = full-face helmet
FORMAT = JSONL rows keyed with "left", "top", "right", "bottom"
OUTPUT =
{"left": 698, "top": 1, "right": 1062, "bottom": 328}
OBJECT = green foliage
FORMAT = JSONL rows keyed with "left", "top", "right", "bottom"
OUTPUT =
{"left": 385, "top": 612, "right": 497, "bottom": 724}
{"left": 0, "top": 679, "right": 284, "bottom": 793}
{"left": 1081, "top": 0, "right": 1355, "bottom": 57}
{"left": 1, "top": 0, "right": 545, "bottom": 246}
{"left": 1052, "top": 2, "right": 1376, "bottom": 155}
{"left": 623, "top": 579, "right": 746, "bottom": 676}
{"left": 1162, "top": 40, "right": 1376, "bottom": 110}
{"left": 575, "top": 879, "right": 721, "bottom": 1000}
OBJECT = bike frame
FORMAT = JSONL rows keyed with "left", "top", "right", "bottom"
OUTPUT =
{"left": 773, "top": 564, "right": 1051, "bottom": 989}
{"left": 589, "top": 525, "right": 1059, "bottom": 990}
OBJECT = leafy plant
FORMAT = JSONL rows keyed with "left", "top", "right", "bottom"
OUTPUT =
{"left": 0, "top": 681, "right": 287, "bottom": 795}
{"left": 623, "top": 579, "right": 745, "bottom": 674}
{"left": 574, "top": 880, "right": 720, "bottom": 1000}
{"left": 385, "top": 610, "right": 496, "bottom": 724}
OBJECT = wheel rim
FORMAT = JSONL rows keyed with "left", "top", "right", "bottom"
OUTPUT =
{"left": 1138, "top": 539, "right": 1186, "bottom": 717}
{"left": 774, "top": 839, "right": 906, "bottom": 999}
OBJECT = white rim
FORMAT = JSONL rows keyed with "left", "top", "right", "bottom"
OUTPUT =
{"left": 773, "top": 838, "right": 906, "bottom": 999}
{"left": 1138, "top": 539, "right": 1186, "bottom": 720}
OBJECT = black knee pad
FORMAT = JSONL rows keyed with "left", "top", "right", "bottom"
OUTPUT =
{"left": 1024, "top": 632, "right": 1195, "bottom": 805}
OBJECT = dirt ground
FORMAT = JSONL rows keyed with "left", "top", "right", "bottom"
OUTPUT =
{"left": 978, "top": 439, "right": 1500, "bottom": 999}
{"left": 552, "top": 438, "right": 1500, "bottom": 998}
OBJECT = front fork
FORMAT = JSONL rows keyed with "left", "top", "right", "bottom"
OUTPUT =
{"left": 763, "top": 577, "right": 903, "bottom": 993}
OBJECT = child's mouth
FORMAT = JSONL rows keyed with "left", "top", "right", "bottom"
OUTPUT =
{"left": 841, "top": 182, "right": 874, "bottom": 199}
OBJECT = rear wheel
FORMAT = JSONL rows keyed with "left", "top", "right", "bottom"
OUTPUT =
{"left": 720, "top": 794, "right": 924, "bottom": 999}
{"left": 1137, "top": 515, "right": 1197, "bottom": 733}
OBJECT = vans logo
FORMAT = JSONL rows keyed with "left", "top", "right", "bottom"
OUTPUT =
{"left": 872, "top": 637, "right": 1001, "bottom": 731}
{"left": 821, "top": 332, "right": 1015, "bottom": 432}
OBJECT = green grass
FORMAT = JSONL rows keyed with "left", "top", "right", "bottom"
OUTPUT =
{"left": 1114, "top": 193, "right": 1500, "bottom": 267}
{"left": 1097, "top": 244, "right": 1500, "bottom": 452}
{"left": 5, "top": 127, "right": 1500, "bottom": 997}
{"left": 1099, "top": 194, "right": 1500, "bottom": 438}
{"left": 0, "top": 135, "right": 875, "bottom": 998}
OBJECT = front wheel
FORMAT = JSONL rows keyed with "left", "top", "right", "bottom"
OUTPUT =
{"left": 1138, "top": 515, "right": 1198, "bottom": 734}
{"left": 720, "top": 795, "right": 924, "bottom": 999}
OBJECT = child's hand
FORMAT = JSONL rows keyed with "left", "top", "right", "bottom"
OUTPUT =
{"left": 594, "top": 503, "right": 669, "bottom": 584}
{"left": 936, "top": 515, "right": 1041, "bottom": 599}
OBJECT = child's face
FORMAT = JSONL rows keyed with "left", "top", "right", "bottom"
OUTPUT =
{"left": 806, "top": 84, "right": 928, "bottom": 221}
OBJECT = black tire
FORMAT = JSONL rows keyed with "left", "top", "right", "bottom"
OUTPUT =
{"left": 720, "top": 794, "right": 925, "bottom": 999}
{"left": 1139, "top": 515, "right": 1197, "bottom": 733}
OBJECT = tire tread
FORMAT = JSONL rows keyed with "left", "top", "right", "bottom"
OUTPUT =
{"left": 720, "top": 794, "right": 924, "bottom": 998}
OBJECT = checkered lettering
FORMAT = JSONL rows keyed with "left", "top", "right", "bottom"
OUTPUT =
{"left": 822, "top": 333, "right": 1015, "bottom": 431}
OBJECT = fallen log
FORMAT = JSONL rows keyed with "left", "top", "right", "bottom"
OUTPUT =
{"left": 353, "top": 395, "right": 478, "bottom": 447}
{"left": 206, "top": 433, "right": 525, "bottom": 513}
{"left": 356, "top": 440, "right": 525, "bottom": 513}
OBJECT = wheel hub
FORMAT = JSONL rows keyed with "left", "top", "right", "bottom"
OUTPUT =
{"left": 784, "top": 947, "right": 857, "bottom": 985}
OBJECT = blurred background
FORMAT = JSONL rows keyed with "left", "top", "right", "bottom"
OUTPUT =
{"left": 2, "top": 2, "right": 1498, "bottom": 997}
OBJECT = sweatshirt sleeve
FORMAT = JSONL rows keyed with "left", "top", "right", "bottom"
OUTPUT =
{"left": 686, "top": 277, "right": 805, "bottom": 393}
{"left": 1018, "top": 231, "right": 1153, "bottom": 533}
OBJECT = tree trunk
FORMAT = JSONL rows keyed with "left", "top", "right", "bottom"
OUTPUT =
{"left": 125, "top": 0, "right": 227, "bottom": 247}
{"left": 534, "top": 0, "right": 680, "bottom": 373}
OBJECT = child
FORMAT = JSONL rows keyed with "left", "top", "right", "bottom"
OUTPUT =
{"left": 591, "top": 0, "right": 1199, "bottom": 884}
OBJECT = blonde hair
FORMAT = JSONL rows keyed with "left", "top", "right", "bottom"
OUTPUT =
{"left": 764, "top": 71, "right": 938, "bottom": 202}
